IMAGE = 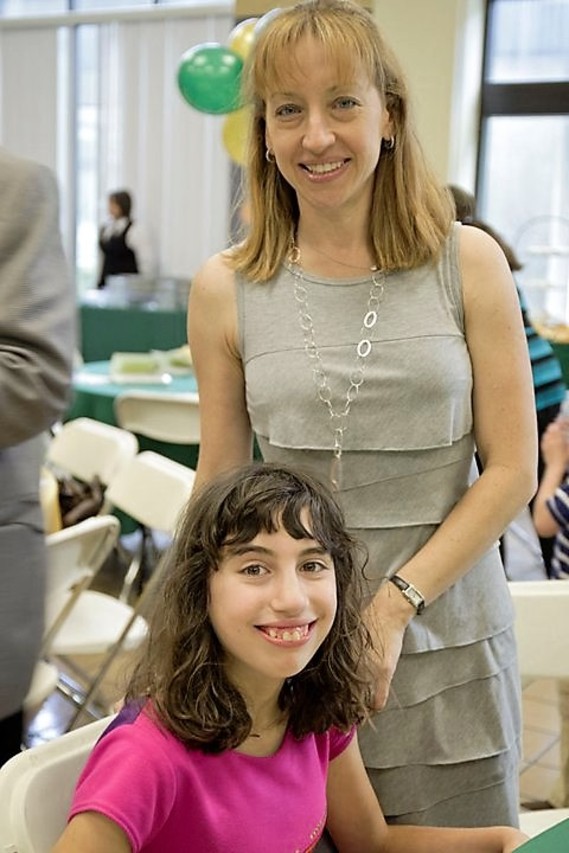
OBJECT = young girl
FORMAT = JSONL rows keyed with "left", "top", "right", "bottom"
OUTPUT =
{"left": 52, "top": 464, "right": 528, "bottom": 851}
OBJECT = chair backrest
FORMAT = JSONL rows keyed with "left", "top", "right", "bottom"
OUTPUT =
{"left": 104, "top": 450, "right": 195, "bottom": 534}
{"left": 0, "top": 716, "right": 114, "bottom": 853}
{"left": 24, "top": 661, "right": 60, "bottom": 717}
{"left": 46, "top": 417, "right": 139, "bottom": 486}
{"left": 114, "top": 390, "right": 201, "bottom": 444}
{"left": 508, "top": 580, "right": 569, "bottom": 679}
{"left": 42, "top": 515, "right": 121, "bottom": 652}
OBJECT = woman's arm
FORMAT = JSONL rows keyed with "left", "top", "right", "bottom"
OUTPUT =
{"left": 533, "top": 420, "right": 569, "bottom": 536}
{"left": 367, "top": 225, "right": 538, "bottom": 707}
{"left": 51, "top": 812, "right": 131, "bottom": 853}
{"left": 326, "top": 738, "right": 529, "bottom": 853}
{"left": 188, "top": 252, "right": 254, "bottom": 492}
{"left": 125, "top": 221, "right": 156, "bottom": 278}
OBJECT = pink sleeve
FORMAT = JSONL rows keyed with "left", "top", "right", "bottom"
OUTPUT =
{"left": 68, "top": 724, "right": 176, "bottom": 852}
{"left": 328, "top": 726, "right": 356, "bottom": 760}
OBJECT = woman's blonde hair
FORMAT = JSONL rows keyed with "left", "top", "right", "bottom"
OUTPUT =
{"left": 230, "top": 0, "right": 453, "bottom": 281}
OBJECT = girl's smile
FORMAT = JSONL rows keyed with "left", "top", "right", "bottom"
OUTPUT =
{"left": 256, "top": 620, "right": 316, "bottom": 644}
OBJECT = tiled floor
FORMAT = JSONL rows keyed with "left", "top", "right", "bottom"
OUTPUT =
{"left": 520, "top": 677, "right": 561, "bottom": 806}
{"left": 25, "top": 513, "right": 566, "bottom": 812}
{"left": 506, "top": 507, "right": 563, "bottom": 809}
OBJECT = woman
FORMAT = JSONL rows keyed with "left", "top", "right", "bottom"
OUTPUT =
{"left": 188, "top": 0, "right": 537, "bottom": 828}
{"left": 98, "top": 189, "right": 153, "bottom": 288}
{"left": 53, "top": 464, "right": 528, "bottom": 851}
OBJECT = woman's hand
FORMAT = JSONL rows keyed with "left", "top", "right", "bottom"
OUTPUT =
{"left": 365, "top": 581, "right": 415, "bottom": 709}
{"left": 541, "top": 419, "right": 569, "bottom": 468}
{"left": 501, "top": 826, "right": 530, "bottom": 852}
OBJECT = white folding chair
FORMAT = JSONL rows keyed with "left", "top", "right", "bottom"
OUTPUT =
{"left": 0, "top": 715, "right": 114, "bottom": 853}
{"left": 38, "top": 516, "right": 147, "bottom": 728}
{"left": 46, "top": 417, "right": 138, "bottom": 486}
{"left": 114, "top": 390, "right": 201, "bottom": 444}
{"left": 58, "top": 452, "right": 195, "bottom": 728}
{"left": 508, "top": 580, "right": 569, "bottom": 836}
{"left": 24, "top": 516, "right": 124, "bottom": 728}
{"left": 24, "top": 661, "right": 59, "bottom": 721}
{"left": 508, "top": 580, "right": 569, "bottom": 680}
{"left": 518, "top": 808, "right": 569, "bottom": 839}
{"left": 42, "top": 515, "right": 123, "bottom": 651}
{"left": 104, "top": 450, "right": 196, "bottom": 602}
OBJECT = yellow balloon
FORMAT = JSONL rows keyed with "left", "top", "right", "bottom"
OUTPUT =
{"left": 228, "top": 18, "right": 258, "bottom": 60}
{"left": 222, "top": 107, "right": 252, "bottom": 166}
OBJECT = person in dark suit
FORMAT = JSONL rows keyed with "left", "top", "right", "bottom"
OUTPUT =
{"left": 0, "top": 147, "right": 75, "bottom": 764}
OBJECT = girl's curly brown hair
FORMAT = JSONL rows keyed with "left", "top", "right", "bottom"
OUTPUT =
{"left": 125, "top": 463, "right": 374, "bottom": 753}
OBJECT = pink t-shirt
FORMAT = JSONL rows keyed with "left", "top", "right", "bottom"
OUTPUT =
{"left": 69, "top": 703, "right": 354, "bottom": 852}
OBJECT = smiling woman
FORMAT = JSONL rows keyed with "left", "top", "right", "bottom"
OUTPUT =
{"left": 188, "top": 0, "right": 537, "bottom": 837}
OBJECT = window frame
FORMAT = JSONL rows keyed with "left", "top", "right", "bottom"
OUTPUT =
{"left": 476, "top": 0, "right": 569, "bottom": 206}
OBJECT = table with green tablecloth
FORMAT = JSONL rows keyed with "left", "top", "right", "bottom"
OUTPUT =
{"left": 79, "top": 277, "right": 189, "bottom": 362}
{"left": 66, "top": 360, "right": 199, "bottom": 469}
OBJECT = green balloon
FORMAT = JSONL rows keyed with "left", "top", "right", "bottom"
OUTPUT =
{"left": 177, "top": 43, "right": 244, "bottom": 115}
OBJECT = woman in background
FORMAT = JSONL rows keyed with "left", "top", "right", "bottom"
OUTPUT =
{"left": 448, "top": 185, "right": 566, "bottom": 575}
{"left": 98, "top": 189, "right": 154, "bottom": 288}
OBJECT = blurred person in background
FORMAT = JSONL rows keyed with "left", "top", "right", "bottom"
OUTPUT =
{"left": 449, "top": 185, "right": 566, "bottom": 576}
{"left": 531, "top": 416, "right": 569, "bottom": 810}
{"left": 97, "top": 189, "right": 155, "bottom": 289}
{"left": 0, "top": 147, "right": 75, "bottom": 764}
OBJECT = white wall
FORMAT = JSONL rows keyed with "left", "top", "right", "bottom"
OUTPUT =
{"left": 375, "top": 0, "right": 485, "bottom": 193}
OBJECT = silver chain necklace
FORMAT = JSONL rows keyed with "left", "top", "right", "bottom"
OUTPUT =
{"left": 289, "top": 243, "right": 385, "bottom": 490}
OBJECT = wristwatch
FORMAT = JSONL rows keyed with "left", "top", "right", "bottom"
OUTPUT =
{"left": 388, "top": 574, "right": 425, "bottom": 615}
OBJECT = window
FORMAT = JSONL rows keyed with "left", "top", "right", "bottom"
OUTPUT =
{"left": 75, "top": 24, "right": 100, "bottom": 292}
{"left": 477, "top": 0, "right": 569, "bottom": 323}
{"left": 0, "top": 1, "right": 233, "bottom": 292}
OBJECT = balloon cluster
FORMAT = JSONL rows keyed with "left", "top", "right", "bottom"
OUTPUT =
{"left": 177, "top": 17, "right": 261, "bottom": 166}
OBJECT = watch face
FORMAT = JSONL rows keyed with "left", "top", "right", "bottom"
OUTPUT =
{"left": 389, "top": 575, "right": 424, "bottom": 614}
{"left": 407, "top": 589, "right": 425, "bottom": 613}
{"left": 407, "top": 589, "right": 422, "bottom": 608}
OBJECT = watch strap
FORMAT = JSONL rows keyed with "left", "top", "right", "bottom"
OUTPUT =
{"left": 388, "top": 574, "right": 425, "bottom": 615}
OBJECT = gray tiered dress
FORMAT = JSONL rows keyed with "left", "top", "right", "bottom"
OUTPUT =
{"left": 235, "top": 224, "right": 521, "bottom": 826}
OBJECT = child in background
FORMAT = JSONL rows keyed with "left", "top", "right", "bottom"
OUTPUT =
{"left": 533, "top": 419, "right": 569, "bottom": 578}
{"left": 531, "top": 420, "right": 569, "bottom": 812}
{"left": 53, "top": 464, "right": 528, "bottom": 852}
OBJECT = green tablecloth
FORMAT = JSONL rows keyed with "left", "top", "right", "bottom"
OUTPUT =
{"left": 79, "top": 279, "right": 189, "bottom": 362}
{"left": 80, "top": 302, "right": 187, "bottom": 362}
{"left": 66, "top": 360, "right": 199, "bottom": 469}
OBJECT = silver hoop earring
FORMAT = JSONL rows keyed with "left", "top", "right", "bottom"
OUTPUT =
{"left": 265, "top": 148, "right": 275, "bottom": 163}
{"left": 383, "top": 136, "right": 395, "bottom": 151}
